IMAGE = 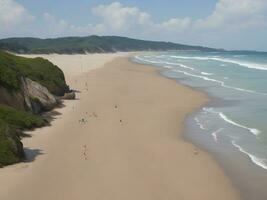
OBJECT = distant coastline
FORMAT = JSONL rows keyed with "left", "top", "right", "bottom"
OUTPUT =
{"left": 0, "top": 35, "right": 220, "bottom": 54}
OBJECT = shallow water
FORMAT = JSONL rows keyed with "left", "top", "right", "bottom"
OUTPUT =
{"left": 133, "top": 50, "right": 267, "bottom": 200}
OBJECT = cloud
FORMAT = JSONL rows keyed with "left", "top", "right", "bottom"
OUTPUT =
{"left": 0, "top": 0, "right": 33, "bottom": 33}
{"left": 3, "top": 0, "right": 266, "bottom": 38}
{"left": 0, "top": 0, "right": 267, "bottom": 49}
{"left": 85, "top": 0, "right": 267, "bottom": 49}
{"left": 91, "top": 2, "right": 192, "bottom": 36}
{"left": 89, "top": 0, "right": 267, "bottom": 37}
{"left": 195, "top": 0, "right": 267, "bottom": 29}
{"left": 41, "top": 13, "right": 104, "bottom": 37}
{"left": 159, "top": 17, "right": 191, "bottom": 32}
{"left": 43, "top": 13, "right": 69, "bottom": 35}
{"left": 91, "top": 2, "right": 153, "bottom": 33}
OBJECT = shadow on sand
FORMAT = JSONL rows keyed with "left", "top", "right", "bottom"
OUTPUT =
{"left": 23, "top": 148, "right": 44, "bottom": 162}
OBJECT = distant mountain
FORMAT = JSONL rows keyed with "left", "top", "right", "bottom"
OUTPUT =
{"left": 0, "top": 35, "right": 219, "bottom": 54}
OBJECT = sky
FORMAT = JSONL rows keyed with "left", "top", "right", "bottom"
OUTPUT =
{"left": 0, "top": 0, "right": 267, "bottom": 51}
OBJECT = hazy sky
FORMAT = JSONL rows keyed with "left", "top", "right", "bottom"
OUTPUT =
{"left": 1, "top": 0, "right": 267, "bottom": 51}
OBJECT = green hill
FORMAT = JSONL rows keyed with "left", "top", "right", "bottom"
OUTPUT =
{"left": 0, "top": 51, "right": 68, "bottom": 95}
{"left": 0, "top": 51, "right": 68, "bottom": 167}
{"left": 0, "top": 35, "right": 218, "bottom": 54}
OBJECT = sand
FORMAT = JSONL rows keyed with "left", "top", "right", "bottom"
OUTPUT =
{"left": 0, "top": 54, "right": 240, "bottom": 200}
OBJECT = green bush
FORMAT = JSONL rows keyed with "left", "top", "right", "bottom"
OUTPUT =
{"left": 0, "top": 105, "right": 46, "bottom": 166}
{"left": 0, "top": 105, "right": 45, "bottom": 129}
{"left": 0, "top": 120, "right": 24, "bottom": 166}
{"left": 0, "top": 51, "right": 67, "bottom": 95}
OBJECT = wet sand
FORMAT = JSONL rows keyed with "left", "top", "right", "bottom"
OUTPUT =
{"left": 0, "top": 54, "right": 240, "bottom": 200}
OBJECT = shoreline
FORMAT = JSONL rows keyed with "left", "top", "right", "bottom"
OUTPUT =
{"left": 0, "top": 54, "right": 240, "bottom": 200}
{"left": 141, "top": 55, "right": 267, "bottom": 200}
{"left": 183, "top": 97, "right": 267, "bottom": 200}
{"left": 132, "top": 56, "right": 253, "bottom": 200}
{"left": 132, "top": 56, "right": 247, "bottom": 197}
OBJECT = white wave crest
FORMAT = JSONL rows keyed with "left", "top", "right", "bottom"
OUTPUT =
{"left": 163, "top": 66, "right": 173, "bottom": 69}
{"left": 171, "top": 69, "right": 266, "bottom": 95}
{"left": 134, "top": 55, "right": 195, "bottom": 70}
{"left": 231, "top": 141, "right": 267, "bottom": 170}
{"left": 178, "top": 64, "right": 194, "bottom": 70}
{"left": 211, "top": 128, "right": 223, "bottom": 143}
{"left": 194, "top": 117, "right": 205, "bottom": 130}
{"left": 170, "top": 55, "right": 267, "bottom": 71}
{"left": 164, "top": 63, "right": 194, "bottom": 70}
{"left": 219, "top": 113, "right": 260, "bottom": 136}
{"left": 203, "top": 107, "right": 261, "bottom": 136}
{"left": 201, "top": 72, "right": 213, "bottom": 75}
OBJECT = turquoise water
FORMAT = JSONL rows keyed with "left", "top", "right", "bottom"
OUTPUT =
{"left": 133, "top": 51, "right": 267, "bottom": 197}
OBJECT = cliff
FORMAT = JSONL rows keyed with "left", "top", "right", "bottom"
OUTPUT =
{"left": 0, "top": 51, "right": 70, "bottom": 166}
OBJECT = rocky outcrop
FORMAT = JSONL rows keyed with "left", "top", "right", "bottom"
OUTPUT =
{"left": 21, "top": 77, "right": 58, "bottom": 114}
{"left": 62, "top": 91, "right": 76, "bottom": 100}
{"left": 0, "top": 86, "right": 25, "bottom": 110}
{"left": 0, "top": 77, "right": 60, "bottom": 114}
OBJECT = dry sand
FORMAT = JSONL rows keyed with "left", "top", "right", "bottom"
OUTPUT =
{"left": 0, "top": 54, "right": 240, "bottom": 200}
{"left": 21, "top": 52, "right": 130, "bottom": 82}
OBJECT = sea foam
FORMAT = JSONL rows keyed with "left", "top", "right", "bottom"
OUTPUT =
{"left": 201, "top": 72, "right": 213, "bottom": 75}
{"left": 231, "top": 140, "right": 267, "bottom": 170}
{"left": 194, "top": 117, "right": 205, "bottom": 130}
{"left": 211, "top": 128, "right": 223, "bottom": 143}
{"left": 203, "top": 107, "right": 261, "bottom": 136}
{"left": 170, "top": 55, "right": 267, "bottom": 71}
{"left": 171, "top": 69, "right": 266, "bottom": 95}
{"left": 135, "top": 55, "right": 194, "bottom": 70}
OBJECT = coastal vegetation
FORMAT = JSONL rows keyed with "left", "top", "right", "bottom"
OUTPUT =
{"left": 0, "top": 35, "right": 217, "bottom": 54}
{"left": 0, "top": 51, "right": 68, "bottom": 166}
{"left": 0, "top": 105, "right": 45, "bottom": 166}
{"left": 0, "top": 51, "right": 68, "bottom": 95}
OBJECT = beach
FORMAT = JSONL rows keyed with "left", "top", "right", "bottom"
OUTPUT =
{"left": 0, "top": 54, "right": 240, "bottom": 200}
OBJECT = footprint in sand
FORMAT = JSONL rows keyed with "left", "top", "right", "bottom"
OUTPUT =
{"left": 82, "top": 145, "right": 88, "bottom": 160}
{"left": 93, "top": 112, "right": 98, "bottom": 118}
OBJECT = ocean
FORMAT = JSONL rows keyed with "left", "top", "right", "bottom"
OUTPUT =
{"left": 133, "top": 50, "right": 267, "bottom": 200}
